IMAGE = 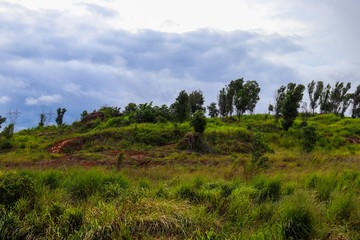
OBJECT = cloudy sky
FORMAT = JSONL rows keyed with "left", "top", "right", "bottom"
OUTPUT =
{"left": 0, "top": 0, "right": 359, "bottom": 129}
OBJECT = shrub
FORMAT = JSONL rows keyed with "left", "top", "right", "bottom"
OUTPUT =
{"left": 282, "top": 205, "right": 313, "bottom": 240}
{"left": 305, "top": 174, "right": 336, "bottom": 202}
{"left": 301, "top": 125, "right": 317, "bottom": 152}
{"left": 65, "top": 209, "right": 83, "bottom": 233}
{"left": 0, "top": 172, "right": 35, "bottom": 206}
{"left": 280, "top": 192, "right": 314, "bottom": 240}
{"left": 328, "top": 191, "right": 354, "bottom": 222}
{"left": 254, "top": 177, "right": 281, "bottom": 202}
{"left": 190, "top": 110, "right": 207, "bottom": 134}
{"left": 227, "top": 186, "right": 257, "bottom": 226}
{"left": 65, "top": 170, "right": 105, "bottom": 200}
{"left": 177, "top": 132, "right": 210, "bottom": 153}
{"left": 252, "top": 130, "right": 273, "bottom": 168}
{"left": 38, "top": 170, "right": 63, "bottom": 190}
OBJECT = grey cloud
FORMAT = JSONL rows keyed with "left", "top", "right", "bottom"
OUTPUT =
{"left": 2, "top": 2, "right": 353, "bottom": 129}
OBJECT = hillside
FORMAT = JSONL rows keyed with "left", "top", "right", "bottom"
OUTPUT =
{"left": 0, "top": 114, "right": 359, "bottom": 239}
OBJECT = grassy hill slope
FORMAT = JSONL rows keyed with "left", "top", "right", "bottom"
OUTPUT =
{"left": 0, "top": 114, "right": 359, "bottom": 239}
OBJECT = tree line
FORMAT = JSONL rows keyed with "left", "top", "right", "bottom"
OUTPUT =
{"left": 79, "top": 79, "right": 359, "bottom": 132}
{"left": 0, "top": 79, "right": 359, "bottom": 133}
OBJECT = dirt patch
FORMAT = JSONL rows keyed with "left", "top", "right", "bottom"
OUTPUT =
{"left": 346, "top": 137, "right": 360, "bottom": 144}
{"left": 49, "top": 138, "right": 85, "bottom": 153}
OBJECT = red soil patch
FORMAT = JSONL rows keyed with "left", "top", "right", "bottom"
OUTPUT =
{"left": 346, "top": 137, "right": 360, "bottom": 144}
{"left": 49, "top": 138, "right": 85, "bottom": 153}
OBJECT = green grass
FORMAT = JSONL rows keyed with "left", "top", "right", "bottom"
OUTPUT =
{"left": 0, "top": 114, "right": 359, "bottom": 239}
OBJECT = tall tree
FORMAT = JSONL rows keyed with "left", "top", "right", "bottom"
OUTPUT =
{"left": 244, "top": 80, "right": 260, "bottom": 114}
{"left": 279, "top": 83, "right": 305, "bottom": 131}
{"left": 171, "top": 90, "right": 190, "bottom": 122}
{"left": 329, "top": 82, "right": 351, "bottom": 116}
{"left": 188, "top": 90, "right": 205, "bottom": 114}
{"left": 352, "top": 85, "right": 360, "bottom": 118}
{"left": 38, "top": 113, "right": 46, "bottom": 127}
{"left": 55, "top": 108, "right": 67, "bottom": 126}
{"left": 233, "top": 80, "right": 260, "bottom": 120}
{"left": 218, "top": 88, "right": 227, "bottom": 117}
{"left": 274, "top": 85, "right": 286, "bottom": 121}
{"left": 0, "top": 116, "right": 5, "bottom": 130}
{"left": 207, "top": 102, "right": 219, "bottom": 118}
{"left": 226, "top": 78, "right": 244, "bottom": 117}
{"left": 320, "top": 84, "right": 331, "bottom": 114}
{"left": 308, "top": 80, "right": 323, "bottom": 114}
{"left": 268, "top": 104, "right": 274, "bottom": 115}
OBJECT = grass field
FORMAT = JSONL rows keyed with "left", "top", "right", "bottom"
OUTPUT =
{"left": 0, "top": 114, "right": 359, "bottom": 239}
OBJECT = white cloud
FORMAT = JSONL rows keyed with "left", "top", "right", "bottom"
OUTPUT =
{"left": 25, "top": 95, "right": 63, "bottom": 106}
{"left": 0, "top": 96, "right": 11, "bottom": 104}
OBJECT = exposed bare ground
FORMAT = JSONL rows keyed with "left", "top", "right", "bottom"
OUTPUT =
{"left": 3, "top": 145, "right": 225, "bottom": 169}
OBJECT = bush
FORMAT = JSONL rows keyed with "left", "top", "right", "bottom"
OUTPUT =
{"left": 0, "top": 172, "right": 35, "bottom": 206}
{"left": 301, "top": 125, "right": 317, "bottom": 152}
{"left": 177, "top": 132, "right": 210, "bottom": 153}
{"left": 190, "top": 110, "right": 207, "bottom": 134}
{"left": 328, "top": 191, "right": 354, "bottom": 222}
{"left": 254, "top": 177, "right": 281, "bottom": 202}
{"left": 280, "top": 192, "right": 314, "bottom": 240}
{"left": 38, "top": 170, "right": 63, "bottom": 190}
{"left": 305, "top": 174, "right": 336, "bottom": 202}
{"left": 282, "top": 205, "right": 313, "bottom": 240}
{"left": 252, "top": 130, "right": 273, "bottom": 168}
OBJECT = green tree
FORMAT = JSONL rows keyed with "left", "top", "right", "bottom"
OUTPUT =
{"left": 207, "top": 102, "right": 219, "bottom": 118}
{"left": 154, "top": 104, "right": 172, "bottom": 122}
{"left": 55, "top": 108, "right": 67, "bottom": 126}
{"left": 133, "top": 102, "right": 156, "bottom": 123}
{"left": 171, "top": 90, "right": 190, "bottom": 122}
{"left": 123, "top": 103, "right": 138, "bottom": 115}
{"left": 268, "top": 104, "right": 274, "bottom": 115}
{"left": 218, "top": 88, "right": 227, "bottom": 117}
{"left": 189, "top": 90, "right": 205, "bottom": 115}
{"left": 234, "top": 80, "right": 260, "bottom": 120}
{"left": 99, "top": 106, "right": 121, "bottom": 119}
{"left": 320, "top": 84, "right": 331, "bottom": 114}
{"left": 279, "top": 83, "right": 305, "bottom": 131}
{"left": 0, "top": 116, "right": 6, "bottom": 129}
{"left": 190, "top": 110, "right": 207, "bottom": 134}
{"left": 308, "top": 80, "right": 323, "bottom": 114}
{"left": 1, "top": 124, "right": 14, "bottom": 140}
{"left": 329, "top": 82, "right": 351, "bottom": 116}
{"left": 246, "top": 81, "right": 261, "bottom": 114}
{"left": 352, "top": 85, "right": 360, "bottom": 118}
{"left": 274, "top": 85, "right": 286, "bottom": 121}
{"left": 80, "top": 110, "right": 88, "bottom": 121}
{"left": 226, "top": 78, "right": 244, "bottom": 117}
{"left": 38, "top": 113, "right": 46, "bottom": 127}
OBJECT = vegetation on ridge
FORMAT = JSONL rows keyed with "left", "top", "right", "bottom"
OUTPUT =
{"left": 0, "top": 78, "right": 359, "bottom": 239}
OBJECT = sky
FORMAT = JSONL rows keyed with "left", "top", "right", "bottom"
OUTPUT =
{"left": 0, "top": 0, "right": 359, "bottom": 129}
